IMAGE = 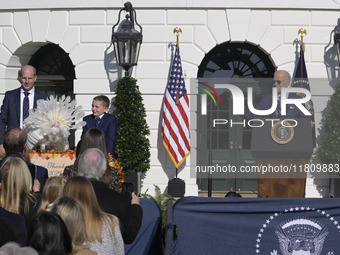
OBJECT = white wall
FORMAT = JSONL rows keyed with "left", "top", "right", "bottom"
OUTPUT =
{"left": 0, "top": 1, "right": 339, "bottom": 197}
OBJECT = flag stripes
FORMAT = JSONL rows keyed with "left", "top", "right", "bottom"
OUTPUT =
{"left": 162, "top": 43, "right": 190, "bottom": 168}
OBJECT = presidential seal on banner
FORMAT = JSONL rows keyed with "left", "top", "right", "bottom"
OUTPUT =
{"left": 271, "top": 121, "right": 294, "bottom": 144}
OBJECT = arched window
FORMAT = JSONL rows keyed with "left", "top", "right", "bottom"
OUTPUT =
{"left": 29, "top": 43, "right": 75, "bottom": 98}
{"left": 198, "top": 41, "right": 276, "bottom": 78}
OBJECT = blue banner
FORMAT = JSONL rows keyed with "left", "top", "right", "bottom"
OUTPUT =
{"left": 165, "top": 197, "right": 340, "bottom": 255}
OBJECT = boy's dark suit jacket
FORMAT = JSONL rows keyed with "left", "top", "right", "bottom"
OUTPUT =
{"left": 0, "top": 87, "right": 48, "bottom": 144}
{"left": 82, "top": 112, "right": 118, "bottom": 156}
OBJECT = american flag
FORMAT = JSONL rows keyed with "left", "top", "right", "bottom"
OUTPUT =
{"left": 162, "top": 42, "right": 190, "bottom": 168}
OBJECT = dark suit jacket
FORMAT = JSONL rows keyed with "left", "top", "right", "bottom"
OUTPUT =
{"left": 90, "top": 180, "right": 143, "bottom": 244}
{"left": 81, "top": 112, "right": 118, "bottom": 156}
{"left": 0, "top": 206, "right": 27, "bottom": 246}
{"left": 0, "top": 153, "right": 49, "bottom": 192}
{"left": 245, "top": 93, "right": 312, "bottom": 119}
{"left": 0, "top": 87, "right": 48, "bottom": 144}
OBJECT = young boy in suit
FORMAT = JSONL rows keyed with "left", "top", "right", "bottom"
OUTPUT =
{"left": 81, "top": 95, "right": 118, "bottom": 156}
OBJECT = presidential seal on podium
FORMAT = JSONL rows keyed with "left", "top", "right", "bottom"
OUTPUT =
{"left": 271, "top": 121, "right": 295, "bottom": 144}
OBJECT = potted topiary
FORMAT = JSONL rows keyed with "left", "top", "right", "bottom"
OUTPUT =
{"left": 112, "top": 76, "right": 151, "bottom": 192}
{"left": 318, "top": 83, "right": 340, "bottom": 197}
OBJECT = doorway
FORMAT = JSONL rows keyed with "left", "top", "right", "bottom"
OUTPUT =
{"left": 28, "top": 43, "right": 76, "bottom": 148}
{"left": 196, "top": 42, "right": 276, "bottom": 195}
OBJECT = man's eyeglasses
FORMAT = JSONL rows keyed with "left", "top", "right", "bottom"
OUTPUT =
{"left": 273, "top": 80, "right": 282, "bottom": 85}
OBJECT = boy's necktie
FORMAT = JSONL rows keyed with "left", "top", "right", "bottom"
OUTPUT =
{"left": 95, "top": 117, "right": 100, "bottom": 127}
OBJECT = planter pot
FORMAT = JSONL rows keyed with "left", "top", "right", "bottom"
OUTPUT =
{"left": 124, "top": 171, "right": 141, "bottom": 193}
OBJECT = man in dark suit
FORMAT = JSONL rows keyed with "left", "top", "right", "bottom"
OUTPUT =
{"left": 245, "top": 70, "right": 313, "bottom": 119}
{"left": 78, "top": 147, "right": 143, "bottom": 244}
{"left": 81, "top": 95, "right": 118, "bottom": 156}
{"left": 0, "top": 65, "right": 48, "bottom": 154}
{"left": 0, "top": 126, "right": 48, "bottom": 192}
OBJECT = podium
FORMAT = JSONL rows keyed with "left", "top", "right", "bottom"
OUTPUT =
{"left": 251, "top": 118, "right": 313, "bottom": 198}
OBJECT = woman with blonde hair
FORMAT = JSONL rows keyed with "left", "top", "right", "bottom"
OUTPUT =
{"left": 51, "top": 196, "right": 97, "bottom": 255}
{"left": 63, "top": 176, "right": 124, "bottom": 255}
{"left": 0, "top": 157, "right": 41, "bottom": 227}
{"left": 39, "top": 176, "right": 63, "bottom": 212}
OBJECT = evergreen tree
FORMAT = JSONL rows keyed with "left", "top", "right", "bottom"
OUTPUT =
{"left": 112, "top": 76, "right": 150, "bottom": 174}
{"left": 318, "top": 83, "right": 340, "bottom": 164}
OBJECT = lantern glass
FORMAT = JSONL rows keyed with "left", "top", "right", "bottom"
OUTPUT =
{"left": 111, "top": 3, "right": 143, "bottom": 75}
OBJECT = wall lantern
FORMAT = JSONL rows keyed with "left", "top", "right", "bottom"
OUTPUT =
{"left": 111, "top": 2, "right": 143, "bottom": 77}
{"left": 334, "top": 18, "right": 340, "bottom": 66}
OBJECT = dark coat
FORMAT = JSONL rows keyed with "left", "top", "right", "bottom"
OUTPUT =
{"left": 0, "top": 206, "right": 27, "bottom": 246}
{"left": 0, "top": 87, "right": 48, "bottom": 144}
{"left": 245, "top": 93, "right": 312, "bottom": 119}
{"left": 90, "top": 180, "right": 143, "bottom": 244}
{"left": 81, "top": 112, "right": 118, "bottom": 156}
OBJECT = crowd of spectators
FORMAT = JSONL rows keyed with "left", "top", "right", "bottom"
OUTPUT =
{"left": 0, "top": 127, "right": 143, "bottom": 255}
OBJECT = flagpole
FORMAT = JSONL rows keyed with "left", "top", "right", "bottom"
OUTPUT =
{"left": 298, "top": 28, "right": 306, "bottom": 51}
{"left": 298, "top": 28, "right": 307, "bottom": 78}
{"left": 174, "top": 27, "right": 182, "bottom": 106}
{"left": 165, "top": 27, "right": 188, "bottom": 197}
{"left": 174, "top": 27, "right": 181, "bottom": 180}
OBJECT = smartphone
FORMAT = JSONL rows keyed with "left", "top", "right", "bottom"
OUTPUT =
{"left": 122, "top": 182, "right": 134, "bottom": 199}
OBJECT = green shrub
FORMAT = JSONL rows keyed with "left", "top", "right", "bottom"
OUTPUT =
{"left": 318, "top": 83, "right": 340, "bottom": 165}
{"left": 112, "top": 76, "right": 150, "bottom": 174}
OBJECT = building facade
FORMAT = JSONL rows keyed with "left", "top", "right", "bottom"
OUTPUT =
{"left": 1, "top": 0, "right": 339, "bottom": 197}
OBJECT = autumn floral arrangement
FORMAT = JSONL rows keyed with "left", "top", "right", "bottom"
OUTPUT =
{"left": 108, "top": 153, "right": 125, "bottom": 191}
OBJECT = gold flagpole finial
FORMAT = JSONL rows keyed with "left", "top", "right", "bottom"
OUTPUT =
{"left": 298, "top": 28, "right": 307, "bottom": 50}
{"left": 173, "top": 27, "right": 182, "bottom": 45}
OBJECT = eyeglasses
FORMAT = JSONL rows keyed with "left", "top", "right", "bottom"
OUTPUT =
{"left": 273, "top": 80, "right": 282, "bottom": 85}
